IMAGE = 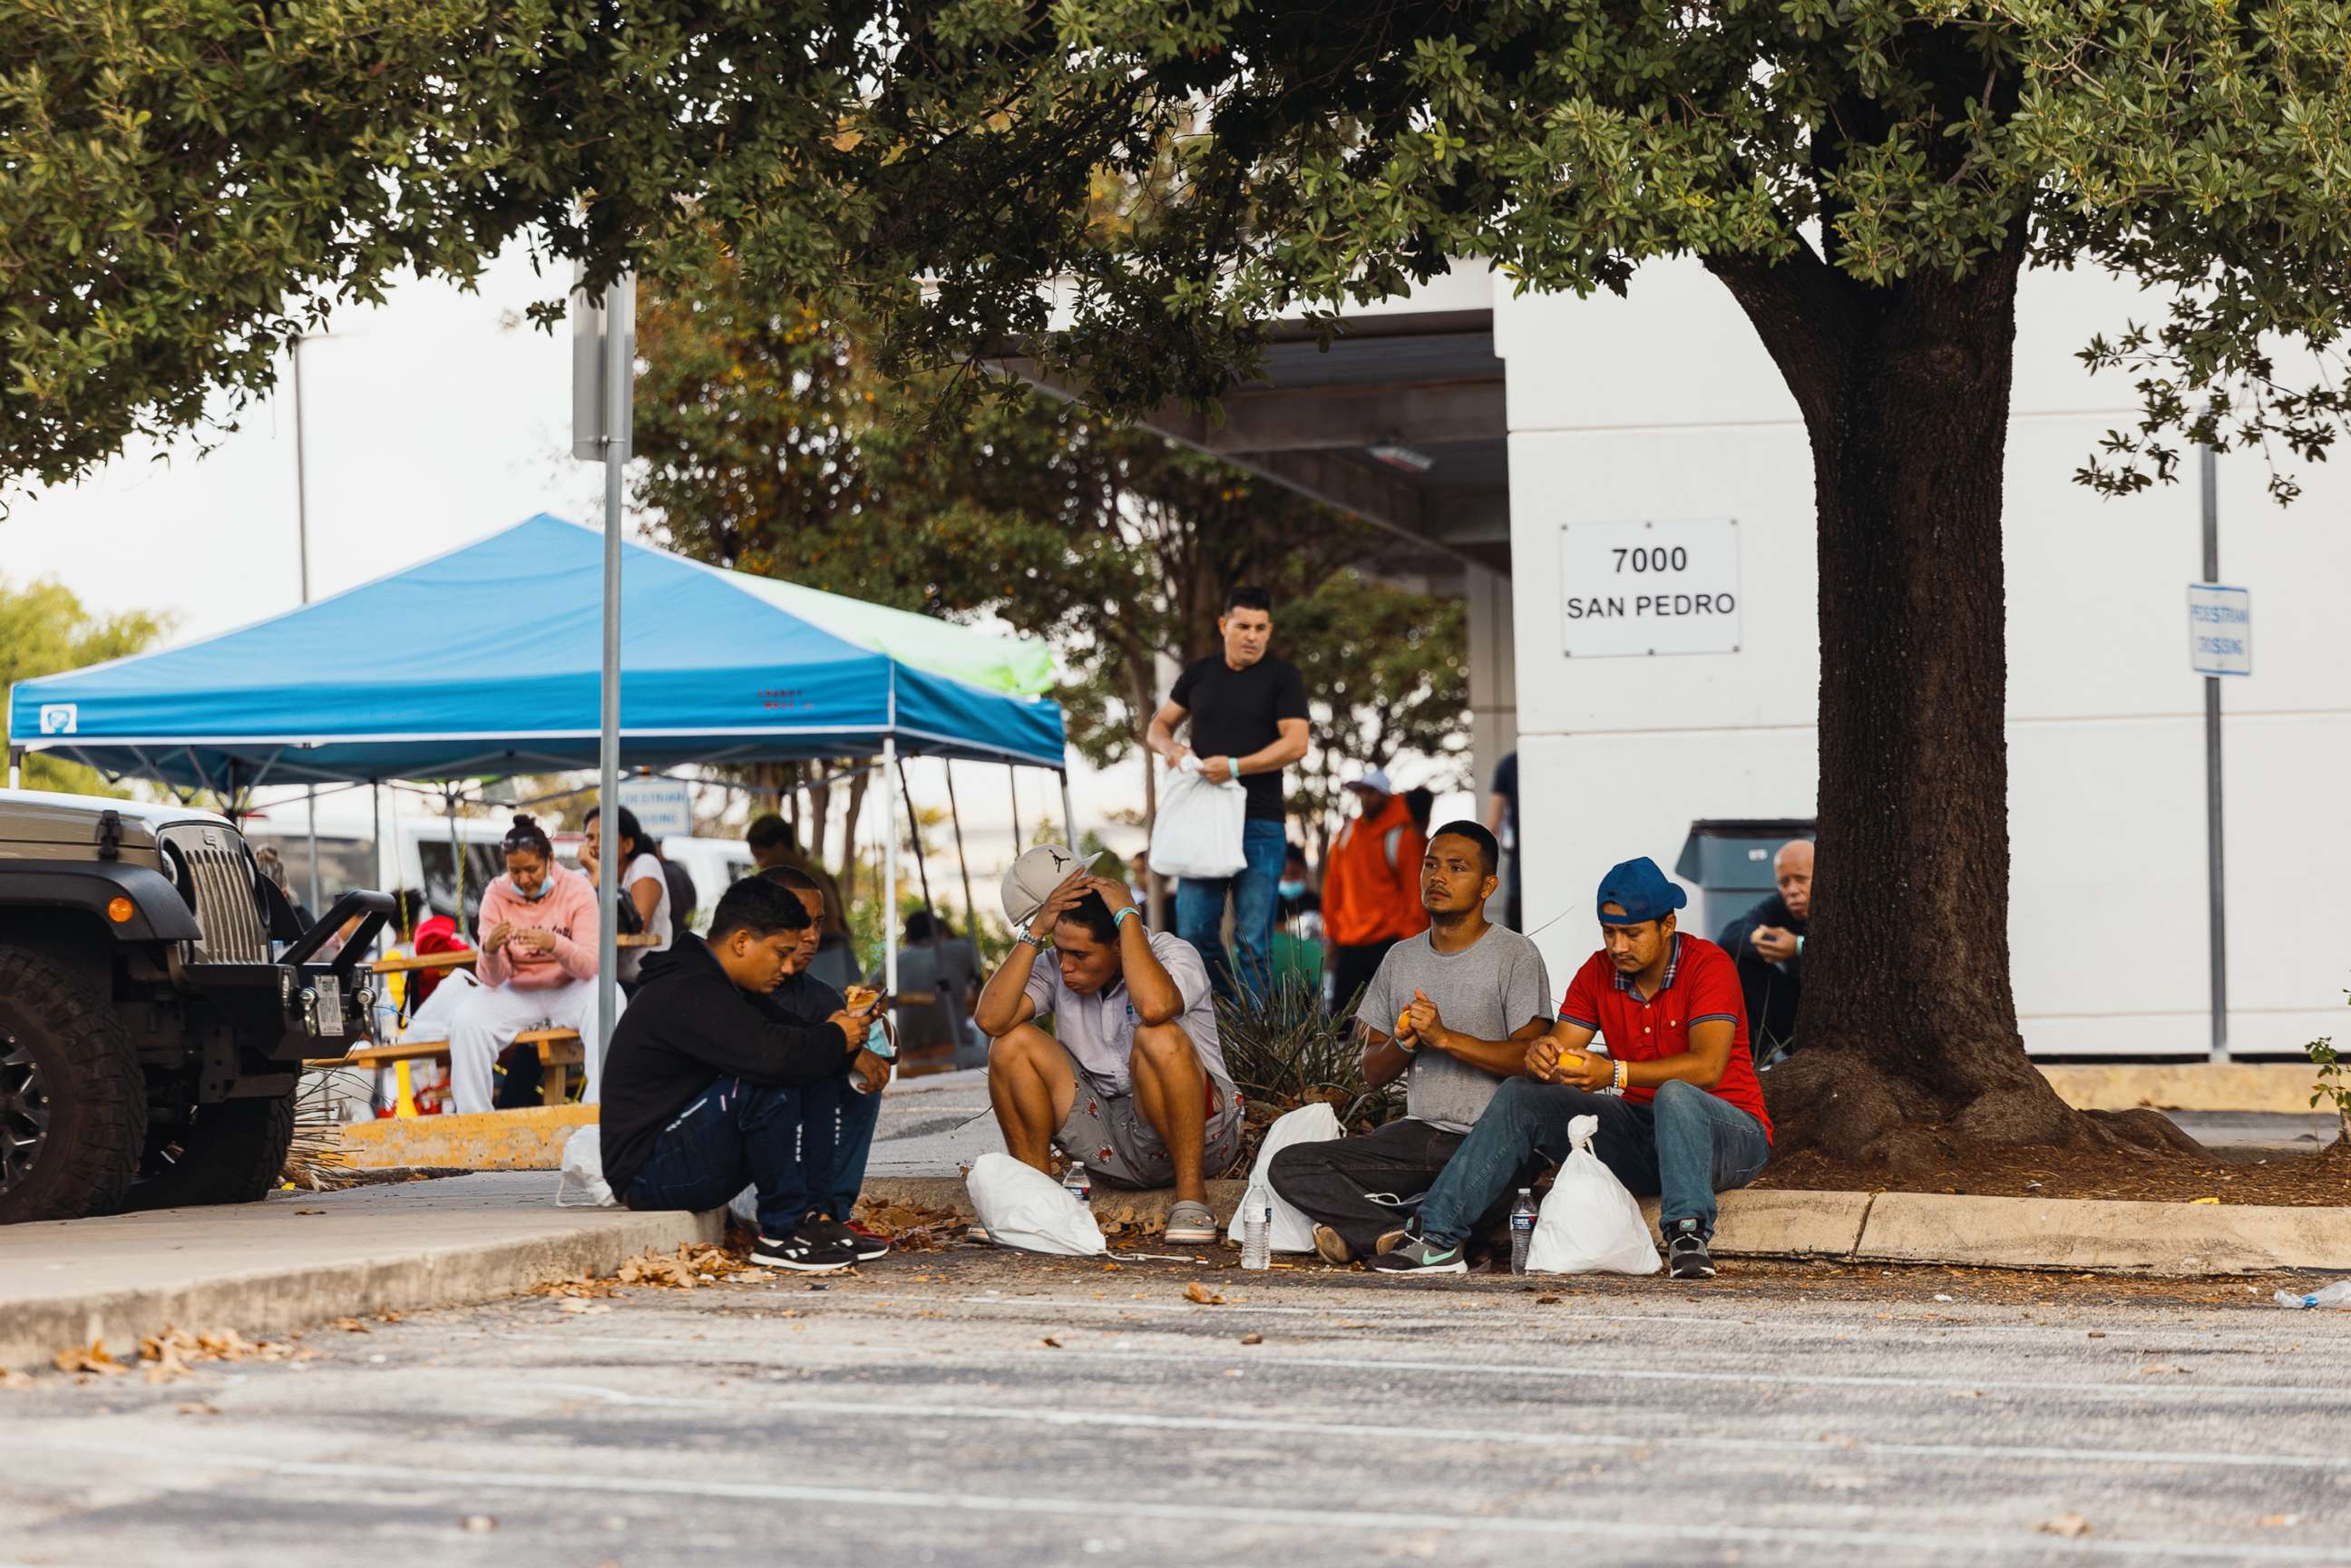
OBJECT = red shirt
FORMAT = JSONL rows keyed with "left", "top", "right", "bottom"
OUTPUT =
{"left": 1557, "top": 935, "right": 1771, "bottom": 1143}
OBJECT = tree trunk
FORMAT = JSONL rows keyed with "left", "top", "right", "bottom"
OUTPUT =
{"left": 1711, "top": 248, "right": 2187, "bottom": 1174}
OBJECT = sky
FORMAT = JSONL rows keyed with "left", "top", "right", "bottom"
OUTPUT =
{"left": 1, "top": 246, "right": 1471, "bottom": 893}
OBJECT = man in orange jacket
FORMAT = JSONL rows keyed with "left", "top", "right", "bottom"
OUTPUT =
{"left": 1322, "top": 768, "right": 1430, "bottom": 1008}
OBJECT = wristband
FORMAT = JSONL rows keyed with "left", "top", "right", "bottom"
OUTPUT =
{"left": 1227, "top": 756, "right": 1241, "bottom": 780}
{"left": 1113, "top": 905, "right": 1139, "bottom": 930}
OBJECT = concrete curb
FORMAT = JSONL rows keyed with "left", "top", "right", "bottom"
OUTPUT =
{"left": 0, "top": 1175, "right": 719, "bottom": 1372}
{"left": 2040, "top": 1062, "right": 2322, "bottom": 1115}
{"left": 862, "top": 1176, "right": 2351, "bottom": 1277}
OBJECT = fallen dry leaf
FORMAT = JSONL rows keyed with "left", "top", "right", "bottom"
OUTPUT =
{"left": 1239, "top": 1333, "right": 1263, "bottom": 1346}
{"left": 1039, "top": 1336, "right": 1062, "bottom": 1349}
{"left": 1536, "top": 1295, "right": 1561, "bottom": 1305}
{"left": 1184, "top": 1281, "right": 1226, "bottom": 1306}
{"left": 2087, "top": 1330, "right": 2106, "bottom": 1339}
{"left": 327, "top": 1317, "right": 371, "bottom": 1334}
{"left": 2189, "top": 1196, "right": 2222, "bottom": 1205}
{"left": 0, "top": 1367, "right": 34, "bottom": 1390}
{"left": 54, "top": 1341, "right": 128, "bottom": 1377}
{"left": 173, "top": 1402, "right": 220, "bottom": 1417}
{"left": 461, "top": 1514, "right": 497, "bottom": 1534}
{"left": 2138, "top": 1363, "right": 2191, "bottom": 1377}
{"left": 2038, "top": 1514, "right": 2093, "bottom": 1539}
{"left": 293, "top": 1208, "right": 324, "bottom": 1216}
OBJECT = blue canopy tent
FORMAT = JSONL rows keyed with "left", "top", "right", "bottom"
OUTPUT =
{"left": 6, "top": 513, "right": 1065, "bottom": 788}
{"left": 8, "top": 517, "right": 1074, "bottom": 1065}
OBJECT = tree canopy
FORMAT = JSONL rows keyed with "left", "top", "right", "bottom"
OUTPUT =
{"left": 631, "top": 242, "right": 1468, "bottom": 843}
{"left": 12, "top": 3, "right": 2350, "bottom": 497}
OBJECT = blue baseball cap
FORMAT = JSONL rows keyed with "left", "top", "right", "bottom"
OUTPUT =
{"left": 1595, "top": 857, "right": 1688, "bottom": 926}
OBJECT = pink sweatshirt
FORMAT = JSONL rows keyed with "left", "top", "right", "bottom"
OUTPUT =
{"left": 474, "top": 864, "right": 600, "bottom": 991}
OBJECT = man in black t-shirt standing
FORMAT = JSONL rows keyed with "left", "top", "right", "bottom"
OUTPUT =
{"left": 1146, "top": 585, "right": 1311, "bottom": 1001}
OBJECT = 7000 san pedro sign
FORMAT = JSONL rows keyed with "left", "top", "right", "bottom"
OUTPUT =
{"left": 1559, "top": 519, "right": 1742, "bottom": 657}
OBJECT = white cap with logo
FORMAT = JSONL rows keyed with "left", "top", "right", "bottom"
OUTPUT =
{"left": 1000, "top": 842, "right": 1085, "bottom": 929}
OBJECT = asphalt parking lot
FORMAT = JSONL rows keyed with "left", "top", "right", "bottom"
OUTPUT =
{"left": 3, "top": 1243, "right": 2346, "bottom": 1568}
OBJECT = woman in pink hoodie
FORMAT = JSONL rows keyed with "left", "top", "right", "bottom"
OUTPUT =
{"left": 440, "top": 813, "right": 621, "bottom": 1113}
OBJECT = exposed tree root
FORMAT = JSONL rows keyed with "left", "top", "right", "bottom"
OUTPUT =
{"left": 1761, "top": 1042, "right": 2210, "bottom": 1183}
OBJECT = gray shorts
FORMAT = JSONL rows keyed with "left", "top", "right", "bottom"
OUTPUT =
{"left": 1056, "top": 1053, "right": 1245, "bottom": 1190}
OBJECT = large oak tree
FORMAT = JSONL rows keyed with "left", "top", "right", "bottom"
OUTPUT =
{"left": 12, "top": 1, "right": 2351, "bottom": 1166}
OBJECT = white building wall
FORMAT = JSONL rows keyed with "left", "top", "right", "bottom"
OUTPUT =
{"left": 1497, "top": 260, "right": 2351, "bottom": 1057}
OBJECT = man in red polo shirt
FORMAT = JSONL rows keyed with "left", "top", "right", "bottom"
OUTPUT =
{"left": 1371, "top": 856, "right": 1771, "bottom": 1281}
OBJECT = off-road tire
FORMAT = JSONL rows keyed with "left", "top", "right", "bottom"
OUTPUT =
{"left": 0, "top": 944, "right": 145, "bottom": 1225}
{"left": 127, "top": 1091, "right": 297, "bottom": 1211}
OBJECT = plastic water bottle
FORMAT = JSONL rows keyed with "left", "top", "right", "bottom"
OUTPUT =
{"left": 1062, "top": 1165, "right": 1092, "bottom": 1207}
{"left": 1240, "top": 1183, "right": 1273, "bottom": 1271}
{"left": 1509, "top": 1188, "right": 1539, "bottom": 1274}
{"left": 2274, "top": 1281, "right": 2351, "bottom": 1310}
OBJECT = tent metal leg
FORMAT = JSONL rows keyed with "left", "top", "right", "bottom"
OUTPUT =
{"left": 1007, "top": 764, "right": 1021, "bottom": 850}
{"left": 5, "top": 747, "right": 18, "bottom": 790}
{"left": 1059, "top": 769, "right": 1078, "bottom": 852}
{"left": 445, "top": 786, "right": 464, "bottom": 927}
{"left": 369, "top": 782, "right": 384, "bottom": 952}
{"left": 305, "top": 785, "right": 323, "bottom": 917}
{"left": 883, "top": 739, "right": 900, "bottom": 1005}
{"left": 943, "top": 761, "right": 979, "bottom": 937}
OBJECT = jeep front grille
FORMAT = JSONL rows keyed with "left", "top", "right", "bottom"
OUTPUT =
{"left": 161, "top": 827, "right": 270, "bottom": 965}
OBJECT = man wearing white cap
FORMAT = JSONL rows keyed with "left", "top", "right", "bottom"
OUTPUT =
{"left": 1322, "top": 767, "right": 1430, "bottom": 1009}
{"left": 972, "top": 845, "right": 1244, "bottom": 1245}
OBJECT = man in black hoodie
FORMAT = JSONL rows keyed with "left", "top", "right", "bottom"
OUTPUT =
{"left": 600, "top": 877, "right": 878, "bottom": 1272}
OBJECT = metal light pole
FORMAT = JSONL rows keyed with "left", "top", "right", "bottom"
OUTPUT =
{"left": 572, "top": 263, "right": 634, "bottom": 1088}
{"left": 2200, "top": 442, "right": 2229, "bottom": 1065}
{"left": 290, "top": 335, "right": 322, "bottom": 917}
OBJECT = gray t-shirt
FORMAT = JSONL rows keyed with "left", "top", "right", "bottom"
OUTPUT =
{"left": 1356, "top": 926, "right": 1553, "bottom": 1134}
{"left": 1025, "top": 929, "right": 1233, "bottom": 1098}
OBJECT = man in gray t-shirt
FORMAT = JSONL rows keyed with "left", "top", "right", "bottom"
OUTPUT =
{"left": 1269, "top": 821, "right": 1553, "bottom": 1263}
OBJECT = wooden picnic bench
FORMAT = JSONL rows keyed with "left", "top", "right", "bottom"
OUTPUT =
{"left": 307, "top": 1027, "right": 586, "bottom": 1117}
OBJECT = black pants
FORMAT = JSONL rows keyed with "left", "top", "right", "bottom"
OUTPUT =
{"left": 1329, "top": 939, "right": 1397, "bottom": 1013}
{"left": 1731, "top": 954, "right": 1800, "bottom": 1061}
{"left": 1268, "top": 1117, "right": 1526, "bottom": 1259}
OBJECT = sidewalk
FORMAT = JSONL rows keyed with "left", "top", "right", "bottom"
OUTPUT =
{"left": 0, "top": 1174, "right": 717, "bottom": 1373}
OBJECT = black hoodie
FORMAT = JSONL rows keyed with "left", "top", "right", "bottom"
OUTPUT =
{"left": 600, "top": 932, "right": 853, "bottom": 1199}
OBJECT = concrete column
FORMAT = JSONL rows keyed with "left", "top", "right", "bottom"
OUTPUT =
{"left": 1464, "top": 563, "right": 1518, "bottom": 795}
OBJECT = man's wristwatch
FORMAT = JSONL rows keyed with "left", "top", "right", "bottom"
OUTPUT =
{"left": 1019, "top": 928, "right": 1052, "bottom": 950}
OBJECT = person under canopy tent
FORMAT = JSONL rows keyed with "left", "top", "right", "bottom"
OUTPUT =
{"left": 6, "top": 513, "right": 1073, "bottom": 1079}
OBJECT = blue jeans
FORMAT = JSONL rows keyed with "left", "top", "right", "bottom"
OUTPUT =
{"left": 1417, "top": 1078, "right": 1771, "bottom": 1245}
{"left": 805, "top": 1071, "right": 883, "bottom": 1219}
{"left": 1175, "top": 818, "right": 1288, "bottom": 1001}
{"left": 626, "top": 1076, "right": 835, "bottom": 1237}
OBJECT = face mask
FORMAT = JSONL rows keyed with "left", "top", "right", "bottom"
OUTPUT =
{"left": 1277, "top": 880, "right": 1305, "bottom": 900}
{"left": 510, "top": 873, "right": 550, "bottom": 901}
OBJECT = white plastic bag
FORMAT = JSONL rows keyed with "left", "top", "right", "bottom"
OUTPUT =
{"left": 1224, "top": 1102, "right": 1341, "bottom": 1252}
{"left": 966, "top": 1152, "right": 1106, "bottom": 1255}
{"left": 1525, "top": 1115, "right": 1660, "bottom": 1275}
{"left": 1148, "top": 758, "right": 1248, "bottom": 880}
{"left": 554, "top": 1125, "right": 618, "bottom": 1208}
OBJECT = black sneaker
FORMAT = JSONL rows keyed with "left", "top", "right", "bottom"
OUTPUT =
{"left": 805, "top": 1216, "right": 891, "bottom": 1261}
{"left": 752, "top": 1225, "right": 857, "bottom": 1273}
{"left": 1366, "top": 1233, "right": 1468, "bottom": 1276}
{"left": 1667, "top": 1225, "right": 1716, "bottom": 1280}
